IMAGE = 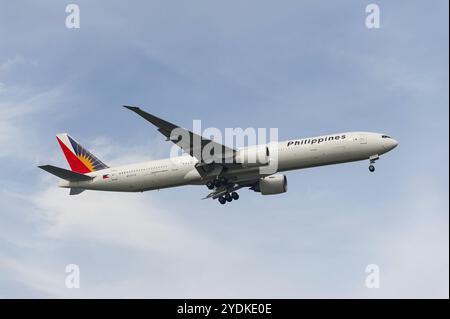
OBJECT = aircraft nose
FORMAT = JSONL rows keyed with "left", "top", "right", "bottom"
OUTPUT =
{"left": 384, "top": 138, "right": 398, "bottom": 151}
{"left": 392, "top": 139, "right": 399, "bottom": 148}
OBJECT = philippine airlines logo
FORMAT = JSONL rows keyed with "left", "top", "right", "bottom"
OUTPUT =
{"left": 67, "top": 136, "right": 108, "bottom": 171}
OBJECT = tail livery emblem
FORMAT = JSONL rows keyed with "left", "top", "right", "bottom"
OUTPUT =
{"left": 56, "top": 133, "right": 108, "bottom": 174}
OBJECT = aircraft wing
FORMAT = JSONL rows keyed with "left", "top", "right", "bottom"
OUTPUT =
{"left": 123, "top": 106, "right": 236, "bottom": 164}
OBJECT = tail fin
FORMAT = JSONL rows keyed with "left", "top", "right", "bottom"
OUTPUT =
{"left": 56, "top": 133, "right": 108, "bottom": 173}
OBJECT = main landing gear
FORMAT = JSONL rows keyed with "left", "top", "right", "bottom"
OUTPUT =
{"left": 368, "top": 155, "right": 379, "bottom": 173}
{"left": 206, "top": 178, "right": 226, "bottom": 189}
{"left": 218, "top": 192, "right": 239, "bottom": 205}
{"left": 205, "top": 178, "right": 240, "bottom": 204}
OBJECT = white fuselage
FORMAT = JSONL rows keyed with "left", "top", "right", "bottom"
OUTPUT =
{"left": 59, "top": 132, "right": 398, "bottom": 192}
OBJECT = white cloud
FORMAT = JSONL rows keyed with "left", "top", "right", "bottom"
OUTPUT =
{"left": 32, "top": 185, "right": 210, "bottom": 255}
{"left": 0, "top": 180, "right": 257, "bottom": 298}
{"left": 0, "top": 55, "right": 25, "bottom": 72}
{"left": 0, "top": 86, "right": 67, "bottom": 160}
{"left": 88, "top": 135, "right": 167, "bottom": 166}
{"left": 0, "top": 55, "right": 38, "bottom": 73}
{"left": 0, "top": 254, "right": 63, "bottom": 298}
{"left": 368, "top": 196, "right": 449, "bottom": 298}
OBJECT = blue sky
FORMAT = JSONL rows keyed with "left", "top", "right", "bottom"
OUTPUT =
{"left": 0, "top": 1, "right": 448, "bottom": 298}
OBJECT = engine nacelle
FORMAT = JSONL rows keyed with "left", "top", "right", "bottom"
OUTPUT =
{"left": 234, "top": 145, "right": 270, "bottom": 167}
{"left": 255, "top": 174, "right": 288, "bottom": 195}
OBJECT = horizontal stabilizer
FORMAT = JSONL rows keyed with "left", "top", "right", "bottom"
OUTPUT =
{"left": 38, "top": 165, "right": 93, "bottom": 182}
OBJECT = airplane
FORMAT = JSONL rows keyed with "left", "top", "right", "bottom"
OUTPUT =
{"left": 39, "top": 106, "right": 398, "bottom": 204}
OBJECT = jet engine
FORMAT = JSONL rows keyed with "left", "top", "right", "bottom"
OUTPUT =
{"left": 252, "top": 174, "right": 288, "bottom": 195}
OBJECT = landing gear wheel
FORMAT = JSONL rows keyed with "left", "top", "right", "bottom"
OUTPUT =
{"left": 225, "top": 193, "right": 233, "bottom": 202}
{"left": 214, "top": 179, "right": 222, "bottom": 187}
{"left": 369, "top": 165, "right": 375, "bottom": 172}
{"left": 231, "top": 192, "right": 239, "bottom": 200}
{"left": 218, "top": 197, "right": 226, "bottom": 204}
{"left": 206, "top": 181, "right": 214, "bottom": 190}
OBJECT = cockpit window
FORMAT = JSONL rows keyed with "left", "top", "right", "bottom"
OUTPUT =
{"left": 382, "top": 135, "right": 391, "bottom": 138}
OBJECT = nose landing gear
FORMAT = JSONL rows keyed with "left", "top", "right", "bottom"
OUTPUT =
{"left": 368, "top": 154, "right": 379, "bottom": 173}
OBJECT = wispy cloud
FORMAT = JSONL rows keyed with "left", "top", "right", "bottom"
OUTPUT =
{"left": 0, "top": 86, "right": 67, "bottom": 160}
{"left": 0, "top": 55, "right": 26, "bottom": 72}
